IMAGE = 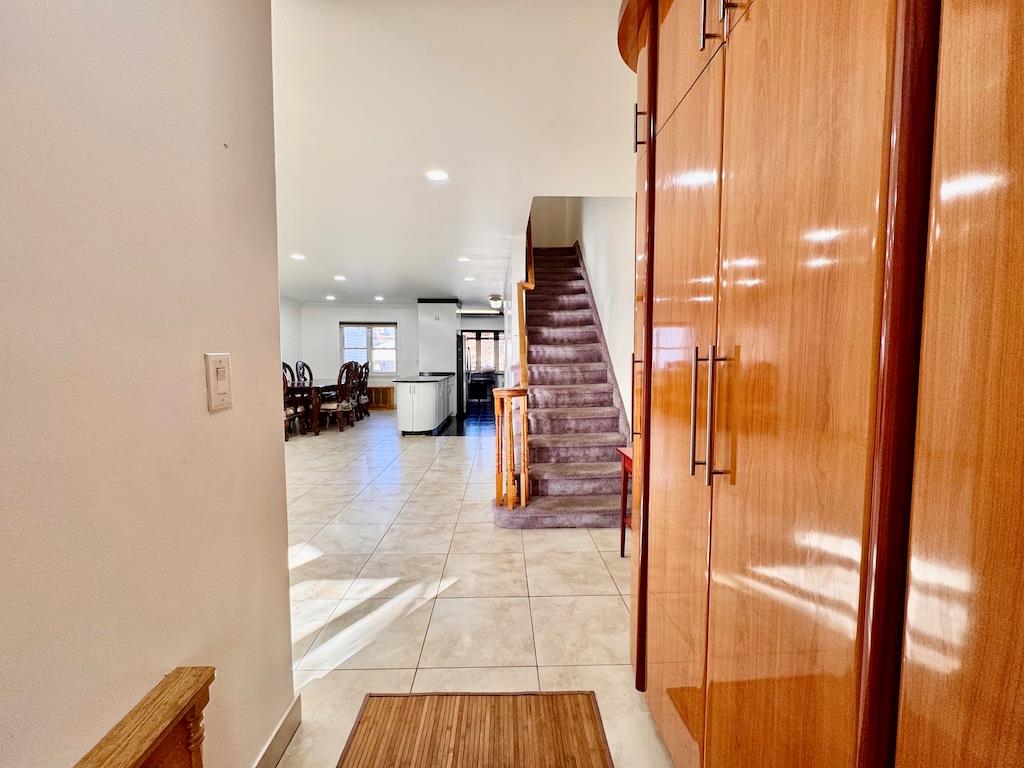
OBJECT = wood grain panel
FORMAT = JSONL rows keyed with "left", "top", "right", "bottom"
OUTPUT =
{"left": 646, "top": 49, "right": 725, "bottom": 768}
{"left": 894, "top": 1, "right": 1024, "bottom": 765}
{"left": 707, "top": 1, "right": 895, "bottom": 765}
{"left": 657, "top": 0, "right": 723, "bottom": 133}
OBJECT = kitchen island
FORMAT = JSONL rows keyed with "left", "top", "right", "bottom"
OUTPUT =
{"left": 393, "top": 375, "right": 455, "bottom": 434}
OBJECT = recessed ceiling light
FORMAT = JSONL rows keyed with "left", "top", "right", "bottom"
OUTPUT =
{"left": 325, "top": 295, "right": 336, "bottom": 301}
{"left": 374, "top": 295, "right": 384, "bottom": 302}
{"left": 457, "top": 257, "right": 471, "bottom": 263}
{"left": 290, "top": 253, "right": 306, "bottom": 261}
{"left": 463, "top": 276, "right": 475, "bottom": 282}
{"left": 425, "top": 169, "right": 450, "bottom": 182}
{"left": 334, "top": 274, "right": 347, "bottom": 281}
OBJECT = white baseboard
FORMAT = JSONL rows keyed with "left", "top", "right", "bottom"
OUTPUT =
{"left": 253, "top": 695, "right": 302, "bottom": 768}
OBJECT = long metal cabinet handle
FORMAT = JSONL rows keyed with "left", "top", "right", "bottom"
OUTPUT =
{"left": 634, "top": 103, "right": 648, "bottom": 153}
{"left": 700, "top": 0, "right": 710, "bottom": 51}
{"left": 689, "top": 346, "right": 707, "bottom": 476}
{"left": 705, "top": 344, "right": 729, "bottom": 486}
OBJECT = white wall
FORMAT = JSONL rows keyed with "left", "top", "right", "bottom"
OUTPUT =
{"left": 301, "top": 303, "right": 420, "bottom": 386}
{"left": 580, "top": 197, "right": 636, "bottom": 421}
{"left": 0, "top": 4, "right": 294, "bottom": 768}
{"left": 530, "top": 197, "right": 583, "bottom": 247}
{"left": 461, "top": 315, "right": 506, "bottom": 331}
{"left": 280, "top": 298, "right": 303, "bottom": 367}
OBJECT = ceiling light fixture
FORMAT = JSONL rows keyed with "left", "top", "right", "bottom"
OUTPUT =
{"left": 289, "top": 253, "right": 306, "bottom": 261}
{"left": 457, "top": 257, "right": 472, "bottom": 263}
{"left": 464, "top": 276, "right": 475, "bottom": 282}
{"left": 334, "top": 274, "right": 347, "bottom": 281}
{"left": 425, "top": 169, "right": 450, "bottom": 182}
{"left": 489, "top": 294, "right": 503, "bottom": 309}
{"left": 325, "top": 295, "right": 336, "bottom": 301}
{"left": 374, "top": 296, "right": 384, "bottom": 302}
{"left": 457, "top": 308, "right": 501, "bottom": 315}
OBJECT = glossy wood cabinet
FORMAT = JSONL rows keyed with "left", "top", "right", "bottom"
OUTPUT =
{"left": 646, "top": 49, "right": 725, "bottom": 768}
{"left": 630, "top": 3, "right": 652, "bottom": 676}
{"left": 617, "top": 0, "right": 953, "bottom": 765}
{"left": 656, "top": 0, "right": 723, "bottom": 132}
{"left": 894, "top": 1, "right": 1024, "bottom": 765}
{"left": 707, "top": 2, "right": 896, "bottom": 764}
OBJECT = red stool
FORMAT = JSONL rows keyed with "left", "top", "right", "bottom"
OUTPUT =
{"left": 615, "top": 447, "right": 633, "bottom": 558}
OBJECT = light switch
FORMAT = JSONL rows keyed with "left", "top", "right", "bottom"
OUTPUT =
{"left": 204, "top": 353, "right": 232, "bottom": 412}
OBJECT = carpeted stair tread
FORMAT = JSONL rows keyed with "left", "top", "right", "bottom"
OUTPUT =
{"left": 531, "top": 462, "right": 622, "bottom": 479}
{"left": 528, "top": 431, "right": 627, "bottom": 447}
{"left": 529, "top": 383, "right": 614, "bottom": 394}
{"left": 529, "top": 362, "right": 607, "bottom": 371}
{"left": 495, "top": 494, "right": 621, "bottom": 529}
{"left": 530, "top": 407, "right": 620, "bottom": 419}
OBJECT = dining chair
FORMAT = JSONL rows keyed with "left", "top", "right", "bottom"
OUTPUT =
{"left": 357, "top": 362, "right": 371, "bottom": 419}
{"left": 282, "top": 373, "right": 307, "bottom": 440}
{"left": 319, "top": 362, "right": 356, "bottom": 431}
{"left": 295, "top": 360, "right": 313, "bottom": 382}
{"left": 282, "top": 362, "right": 297, "bottom": 385}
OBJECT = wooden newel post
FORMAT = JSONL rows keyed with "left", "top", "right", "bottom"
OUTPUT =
{"left": 493, "top": 387, "right": 529, "bottom": 510}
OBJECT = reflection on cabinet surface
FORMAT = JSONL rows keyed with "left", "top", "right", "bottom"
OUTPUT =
{"left": 894, "top": 0, "right": 1024, "bottom": 765}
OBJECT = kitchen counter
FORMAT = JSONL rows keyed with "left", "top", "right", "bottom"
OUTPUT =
{"left": 392, "top": 375, "right": 451, "bottom": 383}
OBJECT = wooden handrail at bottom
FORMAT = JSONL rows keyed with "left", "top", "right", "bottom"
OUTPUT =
{"left": 76, "top": 666, "right": 215, "bottom": 768}
{"left": 494, "top": 387, "right": 529, "bottom": 510}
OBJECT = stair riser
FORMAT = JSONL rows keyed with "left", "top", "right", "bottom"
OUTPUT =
{"left": 534, "top": 257, "right": 578, "bottom": 268}
{"left": 531, "top": 283, "right": 587, "bottom": 295}
{"left": 529, "top": 391, "right": 613, "bottom": 408}
{"left": 528, "top": 415, "right": 621, "bottom": 434}
{"left": 527, "top": 327, "right": 599, "bottom": 344}
{"left": 527, "top": 295, "right": 591, "bottom": 311}
{"left": 528, "top": 368, "right": 608, "bottom": 385}
{"left": 532, "top": 477, "right": 622, "bottom": 497}
{"left": 530, "top": 445, "right": 624, "bottom": 463}
{"left": 533, "top": 273, "right": 580, "bottom": 280}
{"left": 526, "top": 311, "right": 595, "bottom": 328}
{"left": 494, "top": 507, "right": 619, "bottom": 529}
{"left": 528, "top": 347, "right": 603, "bottom": 364}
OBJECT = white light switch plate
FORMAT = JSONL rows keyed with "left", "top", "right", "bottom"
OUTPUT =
{"left": 204, "top": 353, "right": 232, "bottom": 412}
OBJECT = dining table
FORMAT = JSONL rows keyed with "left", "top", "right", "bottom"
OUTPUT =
{"left": 286, "top": 378, "right": 338, "bottom": 435}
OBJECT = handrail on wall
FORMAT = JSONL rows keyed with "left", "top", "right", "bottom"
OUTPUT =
{"left": 494, "top": 218, "right": 536, "bottom": 509}
{"left": 76, "top": 666, "right": 215, "bottom": 768}
{"left": 518, "top": 218, "right": 536, "bottom": 387}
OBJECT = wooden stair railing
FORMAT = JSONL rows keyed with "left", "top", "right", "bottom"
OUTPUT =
{"left": 76, "top": 666, "right": 215, "bottom": 768}
{"left": 494, "top": 387, "right": 529, "bottom": 508}
{"left": 495, "top": 218, "right": 536, "bottom": 509}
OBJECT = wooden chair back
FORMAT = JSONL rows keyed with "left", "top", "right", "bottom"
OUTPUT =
{"left": 283, "top": 362, "right": 296, "bottom": 384}
{"left": 295, "top": 360, "right": 313, "bottom": 382}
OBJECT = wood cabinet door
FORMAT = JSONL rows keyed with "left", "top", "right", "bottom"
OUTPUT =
{"left": 894, "top": 2, "right": 1024, "bottom": 765}
{"left": 645, "top": 49, "right": 725, "bottom": 768}
{"left": 630, "top": 4, "right": 651, "bottom": 676}
{"left": 706, "top": 1, "right": 894, "bottom": 765}
{"left": 657, "top": 0, "right": 724, "bottom": 133}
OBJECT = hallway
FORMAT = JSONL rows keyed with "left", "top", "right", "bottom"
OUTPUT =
{"left": 283, "top": 413, "right": 668, "bottom": 767}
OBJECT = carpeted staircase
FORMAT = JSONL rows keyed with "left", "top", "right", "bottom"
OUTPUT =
{"left": 496, "top": 246, "right": 629, "bottom": 529}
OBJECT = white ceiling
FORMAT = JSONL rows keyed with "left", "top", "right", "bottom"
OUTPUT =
{"left": 272, "top": 0, "right": 635, "bottom": 306}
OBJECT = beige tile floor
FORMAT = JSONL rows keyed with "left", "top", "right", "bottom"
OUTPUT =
{"left": 281, "top": 413, "right": 670, "bottom": 768}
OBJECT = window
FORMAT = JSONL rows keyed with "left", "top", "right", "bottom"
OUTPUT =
{"left": 464, "top": 331, "right": 504, "bottom": 372}
{"left": 340, "top": 323, "right": 398, "bottom": 374}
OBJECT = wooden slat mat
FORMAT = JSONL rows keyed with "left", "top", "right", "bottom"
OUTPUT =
{"left": 337, "top": 691, "right": 614, "bottom": 767}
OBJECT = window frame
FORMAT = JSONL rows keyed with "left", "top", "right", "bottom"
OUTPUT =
{"left": 339, "top": 322, "right": 399, "bottom": 375}
{"left": 463, "top": 331, "right": 505, "bottom": 373}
